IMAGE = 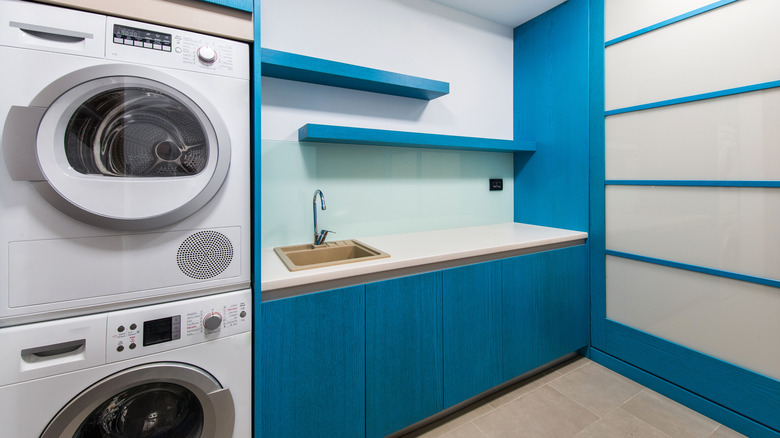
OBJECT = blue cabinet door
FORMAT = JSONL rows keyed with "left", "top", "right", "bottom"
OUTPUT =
{"left": 260, "top": 286, "right": 366, "bottom": 438}
{"left": 442, "top": 261, "right": 503, "bottom": 408}
{"left": 365, "top": 272, "right": 443, "bottom": 438}
{"left": 501, "top": 245, "right": 589, "bottom": 381}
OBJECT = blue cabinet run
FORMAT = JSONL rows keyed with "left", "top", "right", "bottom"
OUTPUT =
{"left": 260, "top": 244, "right": 587, "bottom": 437}
{"left": 365, "top": 272, "right": 443, "bottom": 438}
{"left": 501, "top": 246, "right": 589, "bottom": 381}
{"left": 261, "top": 286, "right": 366, "bottom": 438}
{"left": 442, "top": 261, "right": 503, "bottom": 408}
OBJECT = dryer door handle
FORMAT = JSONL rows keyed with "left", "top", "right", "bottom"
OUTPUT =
{"left": 10, "top": 21, "right": 93, "bottom": 43}
{"left": 2, "top": 105, "right": 46, "bottom": 181}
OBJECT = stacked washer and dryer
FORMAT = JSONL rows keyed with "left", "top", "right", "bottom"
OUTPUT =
{"left": 0, "top": 0, "right": 252, "bottom": 436}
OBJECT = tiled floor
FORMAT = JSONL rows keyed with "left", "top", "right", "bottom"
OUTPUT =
{"left": 402, "top": 356, "right": 746, "bottom": 438}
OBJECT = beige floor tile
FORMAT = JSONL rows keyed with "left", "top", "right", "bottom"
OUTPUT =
{"left": 622, "top": 390, "right": 720, "bottom": 438}
{"left": 572, "top": 408, "right": 672, "bottom": 438}
{"left": 553, "top": 355, "right": 593, "bottom": 376}
{"left": 548, "top": 362, "right": 644, "bottom": 416}
{"left": 708, "top": 425, "right": 748, "bottom": 438}
{"left": 473, "top": 386, "right": 598, "bottom": 438}
{"left": 486, "top": 370, "right": 563, "bottom": 409}
{"left": 413, "top": 403, "right": 495, "bottom": 437}
{"left": 441, "top": 423, "right": 489, "bottom": 438}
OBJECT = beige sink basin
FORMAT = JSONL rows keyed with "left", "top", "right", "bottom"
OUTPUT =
{"left": 274, "top": 239, "right": 389, "bottom": 271}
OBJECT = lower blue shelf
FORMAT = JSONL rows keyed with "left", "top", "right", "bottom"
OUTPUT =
{"left": 298, "top": 124, "right": 536, "bottom": 153}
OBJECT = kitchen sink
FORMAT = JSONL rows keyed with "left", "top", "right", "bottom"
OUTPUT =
{"left": 274, "top": 239, "right": 389, "bottom": 271}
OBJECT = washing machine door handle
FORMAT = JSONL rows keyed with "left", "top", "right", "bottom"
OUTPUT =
{"left": 2, "top": 105, "right": 46, "bottom": 181}
{"left": 202, "top": 387, "right": 237, "bottom": 438}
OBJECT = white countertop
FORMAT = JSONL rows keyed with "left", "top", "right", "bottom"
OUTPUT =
{"left": 260, "top": 222, "right": 587, "bottom": 299}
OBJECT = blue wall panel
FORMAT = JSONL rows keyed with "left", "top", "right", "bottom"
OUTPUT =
{"left": 513, "top": 0, "right": 590, "bottom": 232}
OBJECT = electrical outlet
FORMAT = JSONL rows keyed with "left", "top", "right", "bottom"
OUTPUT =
{"left": 489, "top": 179, "right": 503, "bottom": 191}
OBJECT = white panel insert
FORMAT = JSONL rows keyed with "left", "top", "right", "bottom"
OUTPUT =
{"left": 606, "top": 87, "right": 780, "bottom": 181}
{"left": 606, "top": 256, "right": 780, "bottom": 381}
{"left": 605, "top": 0, "right": 780, "bottom": 111}
{"left": 606, "top": 186, "right": 780, "bottom": 280}
{"left": 605, "top": 0, "right": 715, "bottom": 42}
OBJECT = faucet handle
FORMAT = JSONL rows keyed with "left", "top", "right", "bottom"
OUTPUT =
{"left": 316, "top": 229, "right": 335, "bottom": 245}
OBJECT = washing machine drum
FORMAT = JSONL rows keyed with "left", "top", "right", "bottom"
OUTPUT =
{"left": 2, "top": 65, "right": 232, "bottom": 230}
{"left": 41, "top": 363, "right": 235, "bottom": 438}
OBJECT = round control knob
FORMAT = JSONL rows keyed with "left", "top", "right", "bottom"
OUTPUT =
{"left": 197, "top": 46, "right": 217, "bottom": 64}
{"left": 203, "top": 313, "right": 222, "bottom": 331}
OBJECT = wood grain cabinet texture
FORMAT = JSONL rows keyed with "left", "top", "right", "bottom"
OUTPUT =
{"left": 260, "top": 245, "right": 588, "bottom": 437}
{"left": 501, "top": 245, "right": 590, "bottom": 381}
{"left": 260, "top": 285, "right": 366, "bottom": 438}
{"left": 442, "top": 261, "right": 504, "bottom": 408}
{"left": 365, "top": 272, "right": 444, "bottom": 438}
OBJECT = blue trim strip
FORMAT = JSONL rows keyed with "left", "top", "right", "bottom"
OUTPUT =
{"left": 299, "top": 124, "right": 535, "bottom": 153}
{"left": 604, "top": 0, "right": 739, "bottom": 47}
{"left": 606, "top": 180, "right": 780, "bottom": 188}
{"left": 605, "top": 80, "right": 780, "bottom": 116}
{"left": 606, "top": 250, "right": 780, "bottom": 289}
{"left": 198, "top": 0, "right": 253, "bottom": 12}
{"left": 260, "top": 48, "right": 449, "bottom": 100}
{"left": 590, "top": 348, "right": 780, "bottom": 437}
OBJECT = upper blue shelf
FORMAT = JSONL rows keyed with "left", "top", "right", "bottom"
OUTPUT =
{"left": 299, "top": 124, "right": 535, "bottom": 153}
{"left": 260, "top": 48, "right": 450, "bottom": 100}
{"left": 197, "top": 0, "right": 252, "bottom": 12}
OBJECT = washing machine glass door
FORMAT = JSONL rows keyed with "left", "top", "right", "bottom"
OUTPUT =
{"left": 3, "top": 65, "right": 232, "bottom": 230}
{"left": 41, "top": 363, "right": 235, "bottom": 438}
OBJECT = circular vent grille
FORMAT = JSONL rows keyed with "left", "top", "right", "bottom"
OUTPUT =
{"left": 177, "top": 231, "right": 234, "bottom": 279}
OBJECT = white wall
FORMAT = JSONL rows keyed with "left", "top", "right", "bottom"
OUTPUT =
{"left": 259, "top": 0, "right": 516, "bottom": 248}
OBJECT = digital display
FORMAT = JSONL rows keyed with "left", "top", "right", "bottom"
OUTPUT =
{"left": 143, "top": 315, "right": 181, "bottom": 347}
{"left": 113, "top": 24, "right": 172, "bottom": 52}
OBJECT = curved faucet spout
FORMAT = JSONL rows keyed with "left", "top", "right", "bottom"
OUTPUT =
{"left": 313, "top": 189, "right": 326, "bottom": 244}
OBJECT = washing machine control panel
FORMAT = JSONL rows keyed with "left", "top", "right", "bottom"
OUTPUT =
{"left": 105, "top": 288, "right": 251, "bottom": 363}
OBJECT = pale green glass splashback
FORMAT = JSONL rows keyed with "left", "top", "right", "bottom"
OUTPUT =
{"left": 260, "top": 140, "right": 514, "bottom": 248}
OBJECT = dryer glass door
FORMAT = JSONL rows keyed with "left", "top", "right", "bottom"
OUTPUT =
{"left": 65, "top": 87, "right": 210, "bottom": 178}
{"left": 4, "top": 65, "right": 232, "bottom": 230}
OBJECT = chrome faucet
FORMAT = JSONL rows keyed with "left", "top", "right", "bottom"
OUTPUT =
{"left": 312, "top": 189, "right": 333, "bottom": 245}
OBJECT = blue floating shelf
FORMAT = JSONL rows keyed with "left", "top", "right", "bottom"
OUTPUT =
{"left": 260, "top": 48, "right": 449, "bottom": 100}
{"left": 198, "top": 0, "right": 252, "bottom": 12}
{"left": 298, "top": 124, "right": 536, "bottom": 153}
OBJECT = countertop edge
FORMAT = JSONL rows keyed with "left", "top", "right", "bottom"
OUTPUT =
{"left": 260, "top": 223, "right": 587, "bottom": 302}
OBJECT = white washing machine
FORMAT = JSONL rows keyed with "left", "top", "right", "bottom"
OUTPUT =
{"left": 0, "top": 0, "right": 251, "bottom": 326}
{"left": 0, "top": 288, "right": 251, "bottom": 437}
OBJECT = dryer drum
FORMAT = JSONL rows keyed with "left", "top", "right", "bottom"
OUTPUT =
{"left": 65, "top": 88, "right": 209, "bottom": 177}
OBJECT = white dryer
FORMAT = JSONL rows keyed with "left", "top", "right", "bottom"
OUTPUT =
{"left": 0, "top": 288, "right": 251, "bottom": 437}
{"left": 0, "top": 0, "right": 251, "bottom": 326}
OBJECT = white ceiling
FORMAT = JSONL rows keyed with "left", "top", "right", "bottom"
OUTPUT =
{"left": 430, "top": 0, "right": 567, "bottom": 28}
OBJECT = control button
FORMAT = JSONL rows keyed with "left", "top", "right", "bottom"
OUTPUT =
{"left": 143, "top": 42, "right": 154, "bottom": 49}
{"left": 129, "top": 343, "right": 137, "bottom": 350}
{"left": 117, "top": 325, "right": 125, "bottom": 333}
{"left": 153, "top": 43, "right": 162, "bottom": 50}
{"left": 240, "top": 311, "right": 247, "bottom": 318}
{"left": 197, "top": 46, "right": 217, "bottom": 64}
{"left": 117, "top": 345, "right": 124, "bottom": 352}
{"left": 130, "top": 323, "right": 137, "bottom": 330}
{"left": 133, "top": 40, "right": 144, "bottom": 47}
{"left": 203, "top": 313, "right": 222, "bottom": 331}
{"left": 123, "top": 39, "right": 134, "bottom": 46}
{"left": 113, "top": 37, "right": 123, "bottom": 44}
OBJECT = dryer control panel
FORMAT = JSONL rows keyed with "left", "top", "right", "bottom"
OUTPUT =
{"left": 106, "top": 17, "right": 249, "bottom": 80}
{"left": 106, "top": 288, "right": 251, "bottom": 363}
